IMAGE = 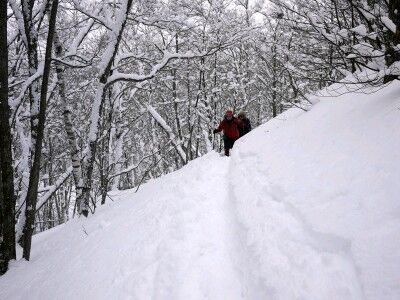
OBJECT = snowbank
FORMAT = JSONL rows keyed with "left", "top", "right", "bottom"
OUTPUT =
{"left": 231, "top": 81, "right": 400, "bottom": 299}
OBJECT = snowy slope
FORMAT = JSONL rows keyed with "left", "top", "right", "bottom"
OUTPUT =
{"left": 230, "top": 82, "right": 400, "bottom": 299}
{"left": 1, "top": 82, "right": 399, "bottom": 300}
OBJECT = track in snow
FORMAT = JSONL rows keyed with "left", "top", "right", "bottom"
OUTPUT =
{"left": 148, "top": 154, "right": 244, "bottom": 299}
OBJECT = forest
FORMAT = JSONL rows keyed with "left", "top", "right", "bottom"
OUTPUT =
{"left": 1, "top": 0, "right": 399, "bottom": 275}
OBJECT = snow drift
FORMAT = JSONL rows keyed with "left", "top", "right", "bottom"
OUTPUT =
{"left": 1, "top": 81, "right": 399, "bottom": 299}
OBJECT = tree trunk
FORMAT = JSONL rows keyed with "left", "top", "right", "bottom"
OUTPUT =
{"left": 0, "top": 0, "right": 16, "bottom": 274}
{"left": 384, "top": 0, "right": 400, "bottom": 82}
{"left": 22, "top": 0, "right": 59, "bottom": 261}
{"left": 53, "top": 28, "right": 85, "bottom": 213}
{"left": 21, "top": 0, "right": 40, "bottom": 158}
{"left": 110, "top": 102, "right": 126, "bottom": 190}
{"left": 172, "top": 34, "right": 183, "bottom": 141}
{"left": 17, "top": 0, "right": 41, "bottom": 248}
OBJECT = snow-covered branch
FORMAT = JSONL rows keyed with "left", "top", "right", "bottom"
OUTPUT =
{"left": 35, "top": 167, "right": 73, "bottom": 212}
{"left": 108, "top": 142, "right": 171, "bottom": 180}
{"left": 71, "top": 0, "right": 112, "bottom": 30}
{"left": 107, "top": 50, "right": 215, "bottom": 85}
{"left": 146, "top": 104, "right": 186, "bottom": 163}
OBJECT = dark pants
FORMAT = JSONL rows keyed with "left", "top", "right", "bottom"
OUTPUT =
{"left": 223, "top": 136, "right": 236, "bottom": 156}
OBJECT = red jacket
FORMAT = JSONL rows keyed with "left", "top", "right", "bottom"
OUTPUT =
{"left": 215, "top": 117, "right": 243, "bottom": 139}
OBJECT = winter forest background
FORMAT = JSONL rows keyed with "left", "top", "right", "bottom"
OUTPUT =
{"left": 1, "top": 0, "right": 399, "bottom": 274}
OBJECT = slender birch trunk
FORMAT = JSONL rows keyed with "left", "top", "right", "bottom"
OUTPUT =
{"left": 53, "top": 30, "right": 85, "bottom": 213}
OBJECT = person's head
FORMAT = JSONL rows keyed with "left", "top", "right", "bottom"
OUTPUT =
{"left": 225, "top": 110, "right": 233, "bottom": 120}
{"left": 238, "top": 111, "right": 246, "bottom": 120}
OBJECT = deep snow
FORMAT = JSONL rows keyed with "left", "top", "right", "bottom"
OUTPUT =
{"left": 1, "top": 82, "right": 399, "bottom": 300}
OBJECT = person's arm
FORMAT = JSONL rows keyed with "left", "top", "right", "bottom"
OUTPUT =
{"left": 213, "top": 120, "right": 223, "bottom": 133}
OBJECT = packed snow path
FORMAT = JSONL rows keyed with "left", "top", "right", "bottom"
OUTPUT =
{"left": 0, "top": 154, "right": 243, "bottom": 299}
{"left": 1, "top": 81, "right": 399, "bottom": 299}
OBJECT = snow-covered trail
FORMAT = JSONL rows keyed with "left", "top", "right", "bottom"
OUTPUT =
{"left": 0, "top": 153, "right": 246, "bottom": 300}
{"left": 148, "top": 154, "right": 243, "bottom": 299}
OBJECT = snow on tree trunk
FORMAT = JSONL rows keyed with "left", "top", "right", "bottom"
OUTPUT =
{"left": 15, "top": 118, "right": 30, "bottom": 243}
{"left": 21, "top": 0, "right": 40, "bottom": 158}
{"left": 81, "top": 0, "right": 134, "bottom": 216}
{"left": 109, "top": 96, "right": 127, "bottom": 191}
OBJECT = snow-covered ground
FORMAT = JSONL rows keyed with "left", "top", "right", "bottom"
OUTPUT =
{"left": 1, "top": 82, "right": 400, "bottom": 299}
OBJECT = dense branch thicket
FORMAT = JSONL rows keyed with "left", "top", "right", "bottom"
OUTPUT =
{"left": 1, "top": 0, "right": 398, "bottom": 274}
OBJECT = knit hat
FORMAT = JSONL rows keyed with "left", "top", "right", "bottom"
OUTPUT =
{"left": 225, "top": 110, "right": 233, "bottom": 117}
{"left": 238, "top": 111, "right": 246, "bottom": 118}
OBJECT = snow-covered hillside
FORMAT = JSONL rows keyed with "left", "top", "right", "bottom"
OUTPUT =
{"left": 1, "top": 82, "right": 399, "bottom": 300}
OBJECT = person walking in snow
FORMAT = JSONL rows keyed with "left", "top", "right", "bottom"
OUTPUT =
{"left": 237, "top": 111, "right": 252, "bottom": 137}
{"left": 213, "top": 110, "right": 242, "bottom": 156}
